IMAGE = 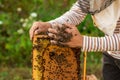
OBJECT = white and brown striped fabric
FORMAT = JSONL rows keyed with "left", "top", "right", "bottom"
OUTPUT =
{"left": 49, "top": 1, "right": 120, "bottom": 59}
{"left": 78, "top": 0, "right": 115, "bottom": 15}
{"left": 109, "top": 18, "right": 120, "bottom": 59}
{"left": 83, "top": 18, "right": 120, "bottom": 52}
{"left": 114, "top": 18, "right": 120, "bottom": 33}
{"left": 49, "top": 2, "right": 87, "bottom": 26}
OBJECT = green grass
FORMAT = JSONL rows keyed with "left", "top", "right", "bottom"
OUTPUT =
{"left": 0, "top": 52, "right": 102, "bottom": 80}
{"left": 81, "top": 52, "right": 103, "bottom": 80}
{"left": 0, "top": 67, "right": 32, "bottom": 80}
{"left": 0, "top": 0, "right": 103, "bottom": 80}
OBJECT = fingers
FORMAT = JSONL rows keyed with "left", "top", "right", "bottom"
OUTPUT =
{"left": 29, "top": 25, "right": 39, "bottom": 40}
{"left": 58, "top": 42, "right": 69, "bottom": 47}
{"left": 48, "top": 27, "right": 58, "bottom": 40}
{"left": 29, "top": 22, "right": 48, "bottom": 41}
{"left": 50, "top": 40, "right": 68, "bottom": 47}
{"left": 50, "top": 40, "right": 57, "bottom": 45}
{"left": 65, "top": 28, "right": 72, "bottom": 34}
{"left": 48, "top": 28, "right": 57, "bottom": 34}
{"left": 34, "top": 28, "right": 42, "bottom": 35}
{"left": 48, "top": 33, "right": 57, "bottom": 39}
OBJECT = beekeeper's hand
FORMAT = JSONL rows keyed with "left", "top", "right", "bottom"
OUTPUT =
{"left": 48, "top": 23, "right": 83, "bottom": 48}
{"left": 29, "top": 21, "right": 51, "bottom": 40}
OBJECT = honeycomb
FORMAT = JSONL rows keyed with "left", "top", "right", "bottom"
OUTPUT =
{"left": 32, "top": 35, "right": 81, "bottom": 80}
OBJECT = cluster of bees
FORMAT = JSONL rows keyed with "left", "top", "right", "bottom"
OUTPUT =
{"left": 32, "top": 29, "right": 81, "bottom": 80}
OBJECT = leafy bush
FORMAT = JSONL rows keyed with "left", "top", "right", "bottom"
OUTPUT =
{"left": 0, "top": 0, "right": 103, "bottom": 69}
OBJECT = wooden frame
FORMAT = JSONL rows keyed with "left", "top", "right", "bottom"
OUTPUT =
{"left": 32, "top": 35, "right": 81, "bottom": 80}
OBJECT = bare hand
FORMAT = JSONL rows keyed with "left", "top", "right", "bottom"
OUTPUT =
{"left": 29, "top": 21, "right": 51, "bottom": 40}
{"left": 48, "top": 23, "right": 83, "bottom": 48}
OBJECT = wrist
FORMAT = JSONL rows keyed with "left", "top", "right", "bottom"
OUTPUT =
{"left": 79, "top": 35, "right": 83, "bottom": 48}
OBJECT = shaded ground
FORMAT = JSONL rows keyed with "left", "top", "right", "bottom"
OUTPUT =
{"left": 0, "top": 67, "right": 32, "bottom": 80}
{"left": 0, "top": 66, "right": 102, "bottom": 80}
{"left": 0, "top": 53, "right": 102, "bottom": 80}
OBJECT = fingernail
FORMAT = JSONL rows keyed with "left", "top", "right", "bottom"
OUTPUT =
{"left": 48, "top": 28, "right": 51, "bottom": 31}
{"left": 34, "top": 31, "right": 37, "bottom": 34}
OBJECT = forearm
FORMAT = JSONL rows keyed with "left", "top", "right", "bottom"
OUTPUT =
{"left": 82, "top": 34, "right": 120, "bottom": 52}
{"left": 49, "top": 1, "right": 87, "bottom": 26}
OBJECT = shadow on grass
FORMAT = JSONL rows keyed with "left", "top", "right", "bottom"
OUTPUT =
{"left": 0, "top": 67, "right": 32, "bottom": 80}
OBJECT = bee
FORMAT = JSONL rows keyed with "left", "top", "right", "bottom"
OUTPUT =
{"left": 32, "top": 35, "right": 81, "bottom": 80}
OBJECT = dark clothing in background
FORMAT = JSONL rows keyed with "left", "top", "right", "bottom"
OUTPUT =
{"left": 103, "top": 52, "right": 120, "bottom": 80}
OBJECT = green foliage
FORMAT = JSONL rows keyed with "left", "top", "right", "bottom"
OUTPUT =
{"left": 0, "top": 0, "right": 103, "bottom": 76}
{"left": 0, "top": 0, "right": 104, "bottom": 79}
{"left": 0, "top": 67, "right": 31, "bottom": 80}
{"left": 0, "top": 0, "right": 77, "bottom": 67}
{"left": 78, "top": 14, "right": 104, "bottom": 36}
{"left": 0, "top": 0, "right": 38, "bottom": 67}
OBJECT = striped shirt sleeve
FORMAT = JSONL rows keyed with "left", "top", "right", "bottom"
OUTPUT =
{"left": 48, "top": 1, "right": 87, "bottom": 26}
{"left": 114, "top": 18, "right": 120, "bottom": 33}
{"left": 48, "top": 1, "right": 120, "bottom": 52}
{"left": 82, "top": 34, "right": 120, "bottom": 52}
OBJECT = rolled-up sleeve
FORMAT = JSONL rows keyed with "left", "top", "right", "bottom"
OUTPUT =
{"left": 49, "top": 1, "right": 87, "bottom": 26}
{"left": 82, "top": 34, "right": 120, "bottom": 52}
